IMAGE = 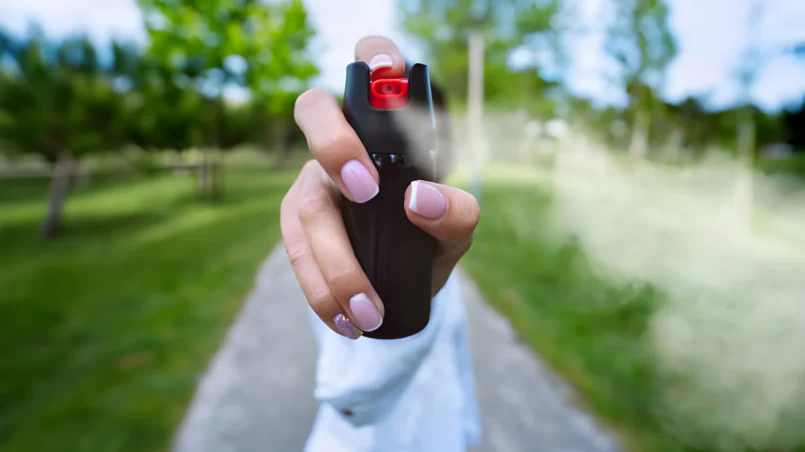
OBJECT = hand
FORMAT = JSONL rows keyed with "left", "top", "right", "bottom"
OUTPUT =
{"left": 280, "top": 36, "right": 480, "bottom": 340}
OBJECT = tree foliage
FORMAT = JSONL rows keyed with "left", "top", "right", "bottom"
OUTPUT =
{"left": 0, "top": 28, "right": 131, "bottom": 161}
{"left": 0, "top": 27, "right": 136, "bottom": 236}
{"left": 135, "top": 0, "right": 319, "bottom": 195}
{"left": 399, "top": 0, "right": 563, "bottom": 116}
{"left": 0, "top": 0, "right": 320, "bottom": 235}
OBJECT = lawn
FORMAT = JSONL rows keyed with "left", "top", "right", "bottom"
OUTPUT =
{"left": 0, "top": 169, "right": 296, "bottom": 452}
{"left": 4, "top": 159, "right": 802, "bottom": 452}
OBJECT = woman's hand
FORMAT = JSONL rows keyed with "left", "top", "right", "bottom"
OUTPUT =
{"left": 280, "top": 36, "right": 480, "bottom": 340}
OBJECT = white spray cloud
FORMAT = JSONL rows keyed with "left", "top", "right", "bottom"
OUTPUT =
{"left": 415, "top": 106, "right": 805, "bottom": 449}
{"left": 548, "top": 139, "right": 805, "bottom": 450}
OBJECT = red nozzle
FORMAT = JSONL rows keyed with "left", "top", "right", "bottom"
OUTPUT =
{"left": 369, "top": 78, "right": 409, "bottom": 109}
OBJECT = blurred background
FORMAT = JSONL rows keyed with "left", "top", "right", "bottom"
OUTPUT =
{"left": 2, "top": 0, "right": 805, "bottom": 451}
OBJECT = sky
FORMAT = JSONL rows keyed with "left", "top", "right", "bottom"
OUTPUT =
{"left": 2, "top": 0, "right": 804, "bottom": 112}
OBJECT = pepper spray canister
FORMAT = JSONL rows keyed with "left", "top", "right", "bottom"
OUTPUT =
{"left": 340, "top": 61, "right": 439, "bottom": 339}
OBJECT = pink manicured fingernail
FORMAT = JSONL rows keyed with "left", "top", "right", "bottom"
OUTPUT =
{"left": 341, "top": 160, "right": 379, "bottom": 203}
{"left": 368, "top": 54, "right": 393, "bottom": 71}
{"left": 334, "top": 313, "right": 362, "bottom": 340}
{"left": 349, "top": 293, "right": 383, "bottom": 332}
{"left": 409, "top": 181, "right": 446, "bottom": 219}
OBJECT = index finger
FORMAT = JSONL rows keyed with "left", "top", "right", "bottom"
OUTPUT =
{"left": 294, "top": 89, "right": 380, "bottom": 204}
{"left": 354, "top": 35, "right": 406, "bottom": 79}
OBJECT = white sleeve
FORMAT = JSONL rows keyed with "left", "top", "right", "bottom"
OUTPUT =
{"left": 307, "top": 273, "right": 457, "bottom": 427}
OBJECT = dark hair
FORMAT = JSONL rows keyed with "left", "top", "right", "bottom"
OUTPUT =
{"left": 403, "top": 61, "right": 448, "bottom": 111}
{"left": 403, "top": 61, "right": 454, "bottom": 180}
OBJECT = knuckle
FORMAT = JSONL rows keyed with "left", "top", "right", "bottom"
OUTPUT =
{"left": 280, "top": 196, "right": 299, "bottom": 237}
{"left": 439, "top": 236, "right": 474, "bottom": 264}
{"left": 286, "top": 246, "right": 310, "bottom": 268}
{"left": 458, "top": 235, "right": 474, "bottom": 256}
{"left": 308, "top": 288, "right": 336, "bottom": 311}
{"left": 433, "top": 193, "right": 480, "bottom": 242}
{"left": 298, "top": 192, "right": 334, "bottom": 224}
{"left": 280, "top": 192, "right": 296, "bottom": 218}
{"left": 465, "top": 197, "right": 481, "bottom": 230}
{"left": 451, "top": 191, "right": 481, "bottom": 232}
{"left": 295, "top": 88, "right": 330, "bottom": 114}
{"left": 301, "top": 160, "right": 331, "bottom": 186}
{"left": 310, "top": 132, "right": 358, "bottom": 162}
{"left": 327, "top": 267, "right": 363, "bottom": 295}
{"left": 301, "top": 159, "right": 321, "bottom": 175}
{"left": 355, "top": 35, "right": 397, "bottom": 55}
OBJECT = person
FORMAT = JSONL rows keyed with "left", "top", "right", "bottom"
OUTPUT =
{"left": 280, "top": 35, "right": 482, "bottom": 452}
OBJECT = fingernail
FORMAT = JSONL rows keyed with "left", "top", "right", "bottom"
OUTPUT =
{"left": 409, "top": 181, "right": 446, "bottom": 219}
{"left": 349, "top": 293, "right": 383, "bottom": 332}
{"left": 334, "top": 313, "right": 362, "bottom": 340}
{"left": 341, "top": 160, "right": 379, "bottom": 203}
{"left": 368, "top": 53, "right": 393, "bottom": 71}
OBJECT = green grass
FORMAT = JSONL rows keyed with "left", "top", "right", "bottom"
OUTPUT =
{"left": 6, "top": 160, "right": 800, "bottom": 452}
{"left": 0, "top": 169, "right": 295, "bottom": 452}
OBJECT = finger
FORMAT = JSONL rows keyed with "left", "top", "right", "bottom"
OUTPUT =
{"left": 405, "top": 181, "right": 480, "bottom": 243}
{"left": 404, "top": 181, "right": 480, "bottom": 293}
{"left": 297, "top": 165, "right": 385, "bottom": 333}
{"left": 294, "top": 88, "right": 379, "bottom": 204}
{"left": 354, "top": 35, "right": 406, "bottom": 80}
{"left": 280, "top": 162, "right": 360, "bottom": 339}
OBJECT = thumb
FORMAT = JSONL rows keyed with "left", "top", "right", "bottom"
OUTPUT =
{"left": 404, "top": 181, "right": 480, "bottom": 244}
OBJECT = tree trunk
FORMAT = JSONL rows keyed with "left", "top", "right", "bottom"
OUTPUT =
{"left": 629, "top": 110, "right": 651, "bottom": 157}
{"left": 197, "top": 149, "right": 207, "bottom": 197}
{"left": 41, "top": 150, "right": 76, "bottom": 238}
{"left": 667, "top": 126, "right": 684, "bottom": 155}
{"left": 211, "top": 148, "right": 224, "bottom": 201}
{"left": 197, "top": 94, "right": 226, "bottom": 201}
{"left": 272, "top": 119, "right": 291, "bottom": 165}
{"left": 735, "top": 107, "right": 756, "bottom": 238}
{"left": 737, "top": 107, "right": 756, "bottom": 165}
{"left": 196, "top": 148, "right": 226, "bottom": 202}
{"left": 197, "top": 148, "right": 215, "bottom": 200}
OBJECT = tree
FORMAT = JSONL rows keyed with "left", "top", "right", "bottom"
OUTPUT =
{"left": 0, "top": 27, "right": 131, "bottom": 237}
{"left": 782, "top": 97, "right": 805, "bottom": 150}
{"left": 121, "top": 47, "right": 203, "bottom": 156}
{"left": 726, "top": 0, "right": 805, "bottom": 233}
{"left": 399, "top": 0, "right": 563, "bottom": 110}
{"left": 241, "top": 0, "right": 318, "bottom": 162}
{"left": 137, "top": 0, "right": 249, "bottom": 199}
{"left": 604, "top": 0, "right": 677, "bottom": 157}
{"left": 137, "top": 0, "right": 319, "bottom": 198}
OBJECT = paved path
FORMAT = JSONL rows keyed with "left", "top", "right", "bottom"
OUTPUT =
{"left": 172, "top": 246, "right": 621, "bottom": 452}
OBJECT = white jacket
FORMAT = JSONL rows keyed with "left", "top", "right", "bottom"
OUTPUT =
{"left": 304, "top": 272, "right": 482, "bottom": 452}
